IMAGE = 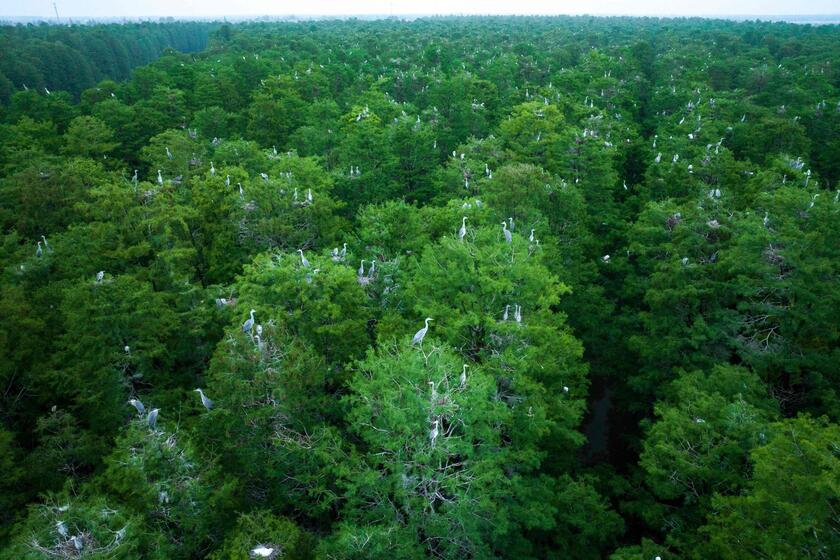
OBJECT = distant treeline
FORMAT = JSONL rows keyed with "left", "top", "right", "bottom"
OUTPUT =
{"left": 0, "top": 22, "right": 219, "bottom": 101}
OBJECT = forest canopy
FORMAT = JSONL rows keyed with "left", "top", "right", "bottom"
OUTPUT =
{"left": 0, "top": 15, "right": 839, "bottom": 560}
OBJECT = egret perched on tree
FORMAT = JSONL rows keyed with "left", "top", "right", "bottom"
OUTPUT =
{"left": 243, "top": 309, "right": 256, "bottom": 333}
{"left": 41, "top": 235, "right": 51, "bottom": 253}
{"left": 508, "top": 217, "right": 515, "bottom": 231}
{"left": 71, "top": 535, "right": 84, "bottom": 552}
{"left": 157, "top": 170, "right": 163, "bottom": 185}
{"left": 36, "top": 241, "right": 43, "bottom": 257}
{"left": 602, "top": 254, "right": 611, "bottom": 263}
{"left": 251, "top": 545, "right": 275, "bottom": 558}
{"left": 763, "top": 211, "right": 770, "bottom": 228}
{"left": 501, "top": 222, "right": 512, "bottom": 243}
{"left": 210, "top": 161, "right": 216, "bottom": 176}
{"left": 429, "top": 419, "right": 440, "bottom": 447}
{"left": 56, "top": 521, "right": 68, "bottom": 538}
{"left": 412, "top": 318, "right": 433, "bottom": 346}
{"left": 298, "top": 249, "right": 310, "bottom": 268}
{"left": 147, "top": 409, "right": 159, "bottom": 430}
{"left": 96, "top": 270, "right": 105, "bottom": 283}
{"left": 514, "top": 304, "right": 522, "bottom": 324}
{"left": 340, "top": 243, "right": 347, "bottom": 259}
{"left": 128, "top": 399, "right": 145, "bottom": 416}
{"left": 358, "top": 259, "right": 366, "bottom": 277}
{"left": 529, "top": 229, "right": 536, "bottom": 242}
{"left": 460, "top": 364, "right": 468, "bottom": 389}
{"left": 165, "top": 146, "right": 173, "bottom": 160}
{"left": 458, "top": 216, "right": 468, "bottom": 241}
{"left": 367, "top": 259, "right": 376, "bottom": 278}
{"left": 503, "top": 304, "right": 510, "bottom": 321}
{"left": 194, "top": 389, "right": 214, "bottom": 410}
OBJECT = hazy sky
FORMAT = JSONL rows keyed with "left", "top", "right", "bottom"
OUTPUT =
{"left": 2, "top": 0, "right": 838, "bottom": 18}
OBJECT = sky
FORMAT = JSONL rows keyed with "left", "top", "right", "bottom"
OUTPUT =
{"left": 2, "top": 0, "right": 838, "bottom": 18}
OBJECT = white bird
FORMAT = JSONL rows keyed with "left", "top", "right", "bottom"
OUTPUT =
{"left": 56, "top": 521, "right": 68, "bottom": 538}
{"left": 503, "top": 304, "right": 510, "bottom": 321}
{"left": 36, "top": 241, "right": 43, "bottom": 257}
{"left": 429, "top": 419, "right": 440, "bottom": 447}
{"left": 298, "top": 249, "right": 310, "bottom": 268}
{"left": 165, "top": 146, "right": 173, "bottom": 160}
{"left": 96, "top": 270, "right": 105, "bottom": 282}
{"left": 128, "top": 399, "right": 145, "bottom": 416}
{"left": 157, "top": 170, "right": 163, "bottom": 185}
{"left": 147, "top": 409, "right": 159, "bottom": 430}
{"left": 358, "top": 259, "right": 366, "bottom": 277}
{"left": 763, "top": 211, "right": 769, "bottom": 228}
{"left": 681, "top": 257, "right": 689, "bottom": 265}
{"left": 502, "top": 222, "right": 512, "bottom": 243}
{"left": 71, "top": 535, "right": 83, "bottom": 552}
{"left": 412, "top": 318, "right": 433, "bottom": 346}
{"left": 210, "top": 161, "right": 216, "bottom": 176}
{"left": 251, "top": 546, "right": 275, "bottom": 558}
{"left": 367, "top": 259, "right": 376, "bottom": 278}
{"left": 529, "top": 229, "right": 535, "bottom": 242}
{"left": 514, "top": 304, "right": 522, "bottom": 324}
{"left": 508, "top": 217, "right": 515, "bottom": 231}
{"left": 602, "top": 254, "right": 611, "bottom": 263}
{"left": 194, "top": 389, "right": 214, "bottom": 410}
{"left": 340, "top": 243, "right": 347, "bottom": 258}
{"left": 655, "top": 152, "right": 662, "bottom": 163}
{"left": 243, "top": 309, "right": 256, "bottom": 333}
{"left": 458, "top": 217, "right": 468, "bottom": 241}
{"left": 460, "top": 364, "right": 468, "bottom": 388}
{"left": 307, "top": 188, "right": 313, "bottom": 203}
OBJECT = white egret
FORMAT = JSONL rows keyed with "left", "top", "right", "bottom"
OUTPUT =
{"left": 458, "top": 216, "right": 467, "bottom": 241}
{"left": 147, "top": 409, "right": 159, "bottom": 430}
{"left": 243, "top": 309, "right": 256, "bottom": 333}
{"left": 502, "top": 222, "right": 512, "bottom": 243}
{"left": 429, "top": 419, "right": 440, "bottom": 447}
{"left": 459, "top": 364, "right": 468, "bottom": 389}
{"left": 298, "top": 249, "right": 310, "bottom": 268}
{"left": 56, "top": 521, "right": 68, "bottom": 538}
{"left": 194, "top": 389, "right": 214, "bottom": 410}
{"left": 412, "top": 318, "right": 433, "bottom": 346}
{"left": 251, "top": 546, "right": 275, "bottom": 558}
{"left": 128, "top": 399, "right": 145, "bottom": 416}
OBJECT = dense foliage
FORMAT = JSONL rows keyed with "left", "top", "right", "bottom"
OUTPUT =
{"left": 0, "top": 21, "right": 216, "bottom": 102}
{"left": 1, "top": 15, "right": 839, "bottom": 559}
